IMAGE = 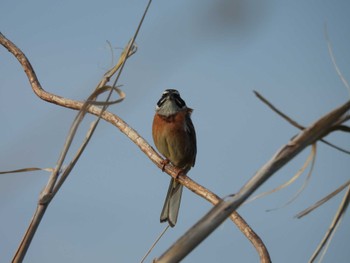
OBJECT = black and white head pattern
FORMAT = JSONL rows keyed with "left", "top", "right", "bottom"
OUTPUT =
{"left": 156, "top": 89, "right": 187, "bottom": 116}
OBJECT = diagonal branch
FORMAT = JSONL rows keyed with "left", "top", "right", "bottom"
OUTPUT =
{"left": 155, "top": 97, "right": 350, "bottom": 263}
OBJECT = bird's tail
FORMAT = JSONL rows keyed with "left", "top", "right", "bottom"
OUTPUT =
{"left": 160, "top": 178, "right": 183, "bottom": 227}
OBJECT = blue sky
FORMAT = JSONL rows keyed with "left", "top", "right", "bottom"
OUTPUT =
{"left": 1, "top": 1, "right": 350, "bottom": 262}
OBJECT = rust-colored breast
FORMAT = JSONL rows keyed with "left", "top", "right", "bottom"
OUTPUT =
{"left": 152, "top": 109, "right": 196, "bottom": 170}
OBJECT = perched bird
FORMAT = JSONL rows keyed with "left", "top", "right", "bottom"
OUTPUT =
{"left": 152, "top": 89, "right": 197, "bottom": 227}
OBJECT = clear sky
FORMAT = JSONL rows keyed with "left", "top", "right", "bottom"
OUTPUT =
{"left": 1, "top": 0, "right": 350, "bottom": 262}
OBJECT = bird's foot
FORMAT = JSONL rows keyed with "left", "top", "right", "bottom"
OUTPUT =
{"left": 161, "top": 159, "right": 170, "bottom": 172}
{"left": 175, "top": 168, "right": 186, "bottom": 179}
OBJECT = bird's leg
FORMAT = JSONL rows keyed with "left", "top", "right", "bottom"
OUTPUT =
{"left": 175, "top": 168, "right": 186, "bottom": 179}
{"left": 160, "top": 158, "right": 170, "bottom": 172}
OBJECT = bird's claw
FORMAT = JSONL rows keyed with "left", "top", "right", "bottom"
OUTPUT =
{"left": 161, "top": 159, "right": 170, "bottom": 172}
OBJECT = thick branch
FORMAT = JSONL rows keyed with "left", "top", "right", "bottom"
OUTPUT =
{"left": 156, "top": 98, "right": 350, "bottom": 263}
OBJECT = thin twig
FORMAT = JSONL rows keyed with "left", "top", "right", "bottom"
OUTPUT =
{"left": 320, "top": 139, "right": 350, "bottom": 155}
{"left": 140, "top": 225, "right": 170, "bottom": 263}
{"left": 308, "top": 186, "right": 350, "bottom": 263}
{"left": 52, "top": 120, "right": 99, "bottom": 196}
{"left": 254, "top": 90, "right": 303, "bottom": 129}
{"left": 0, "top": 167, "right": 53, "bottom": 174}
{"left": 254, "top": 90, "right": 350, "bottom": 154}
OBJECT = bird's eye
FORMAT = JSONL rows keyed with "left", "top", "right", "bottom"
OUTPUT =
{"left": 174, "top": 94, "right": 186, "bottom": 108}
{"left": 157, "top": 95, "right": 167, "bottom": 107}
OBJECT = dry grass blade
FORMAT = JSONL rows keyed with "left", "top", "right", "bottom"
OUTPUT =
{"left": 316, "top": 222, "right": 339, "bottom": 263}
{"left": 245, "top": 143, "right": 316, "bottom": 206}
{"left": 0, "top": 167, "right": 53, "bottom": 174}
{"left": 86, "top": 85, "right": 126, "bottom": 106}
{"left": 308, "top": 186, "right": 350, "bottom": 263}
{"left": 296, "top": 179, "right": 350, "bottom": 218}
{"left": 266, "top": 143, "right": 317, "bottom": 212}
{"left": 106, "top": 40, "right": 115, "bottom": 67}
{"left": 324, "top": 24, "right": 350, "bottom": 97}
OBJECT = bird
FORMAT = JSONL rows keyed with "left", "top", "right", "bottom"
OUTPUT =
{"left": 152, "top": 89, "right": 197, "bottom": 227}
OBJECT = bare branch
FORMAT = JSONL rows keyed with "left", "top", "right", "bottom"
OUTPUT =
{"left": 155, "top": 98, "right": 350, "bottom": 263}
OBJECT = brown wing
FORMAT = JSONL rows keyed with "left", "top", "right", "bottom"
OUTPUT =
{"left": 186, "top": 108, "right": 197, "bottom": 167}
